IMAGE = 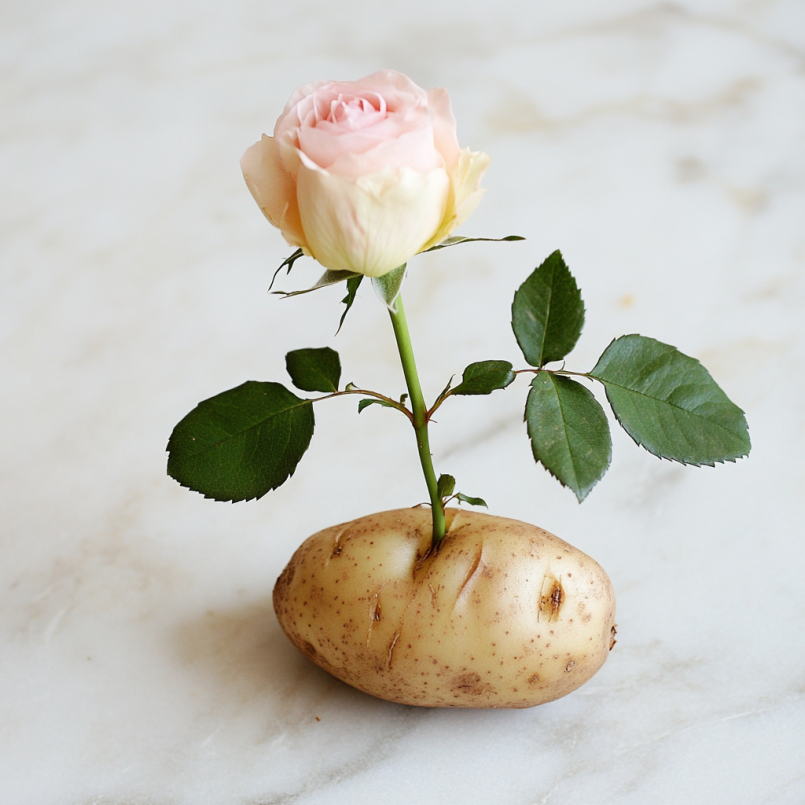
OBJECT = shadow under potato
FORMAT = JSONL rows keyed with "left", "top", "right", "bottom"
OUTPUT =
{"left": 173, "top": 598, "right": 406, "bottom": 715}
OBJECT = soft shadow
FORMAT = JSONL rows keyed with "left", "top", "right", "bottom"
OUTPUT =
{"left": 173, "top": 599, "right": 408, "bottom": 718}
{"left": 175, "top": 599, "right": 343, "bottom": 706}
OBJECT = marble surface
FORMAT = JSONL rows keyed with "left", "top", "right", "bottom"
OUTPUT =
{"left": 2, "top": 1, "right": 805, "bottom": 802}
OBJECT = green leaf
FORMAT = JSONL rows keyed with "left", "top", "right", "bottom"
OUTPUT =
{"left": 437, "top": 474, "right": 456, "bottom": 498}
{"left": 525, "top": 373, "right": 612, "bottom": 502}
{"left": 357, "top": 398, "right": 396, "bottom": 414}
{"left": 371, "top": 264, "right": 407, "bottom": 310}
{"left": 274, "top": 268, "right": 361, "bottom": 298}
{"left": 423, "top": 235, "right": 525, "bottom": 253}
{"left": 512, "top": 250, "right": 585, "bottom": 367}
{"left": 456, "top": 493, "right": 488, "bottom": 508}
{"left": 452, "top": 360, "right": 515, "bottom": 395}
{"left": 285, "top": 347, "right": 341, "bottom": 393}
{"left": 590, "top": 335, "right": 751, "bottom": 465}
{"left": 337, "top": 275, "right": 363, "bottom": 334}
{"left": 269, "top": 248, "right": 306, "bottom": 291}
{"left": 167, "top": 381, "right": 314, "bottom": 502}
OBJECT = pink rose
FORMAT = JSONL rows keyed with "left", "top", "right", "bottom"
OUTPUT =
{"left": 241, "top": 70, "right": 490, "bottom": 278}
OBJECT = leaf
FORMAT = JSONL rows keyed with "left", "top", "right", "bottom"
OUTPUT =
{"left": 456, "top": 493, "right": 488, "bottom": 508}
{"left": 437, "top": 474, "right": 456, "bottom": 498}
{"left": 357, "top": 398, "right": 397, "bottom": 414}
{"left": 337, "top": 275, "right": 363, "bottom": 334}
{"left": 274, "top": 268, "right": 361, "bottom": 298}
{"left": 167, "top": 381, "right": 314, "bottom": 502}
{"left": 371, "top": 264, "right": 407, "bottom": 310}
{"left": 590, "top": 334, "right": 751, "bottom": 465}
{"left": 512, "top": 250, "right": 585, "bottom": 367}
{"left": 269, "top": 248, "right": 306, "bottom": 291}
{"left": 423, "top": 235, "right": 525, "bottom": 253}
{"left": 525, "top": 373, "right": 612, "bottom": 502}
{"left": 285, "top": 347, "right": 341, "bottom": 393}
{"left": 452, "top": 360, "right": 515, "bottom": 395}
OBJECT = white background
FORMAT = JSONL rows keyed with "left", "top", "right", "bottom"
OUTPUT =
{"left": 2, "top": 1, "right": 804, "bottom": 802}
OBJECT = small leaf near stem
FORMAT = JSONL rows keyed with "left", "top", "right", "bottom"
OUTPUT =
{"left": 337, "top": 275, "right": 363, "bottom": 334}
{"left": 358, "top": 398, "right": 398, "bottom": 414}
{"left": 423, "top": 235, "right": 525, "bottom": 253}
{"left": 427, "top": 361, "right": 514, "bottom": 420}
{"left": 388, "top": 294, "right": 446, "bottom": 548}
{"left": 455, "top": 492, "right": 487, "bottom": 507}
{"left": 372, "top": 264, "right": 408, "bottom": 310}
{"left": 286, "top": 347, "right": 341, "bottom": 392}
{"left": 274, "top": 268, "right": 361, "bottom": 298}
{"left": 437, "top": 474, "right": 456, "bottom": 499}
{"left": 269, "top": 248, "right": 305, "bottom": 291}
{"left": 314, "top": 388, "right": 412, "bottom": 422}
{"left": 452, "top": 361, "right": 515, "bottom": 395}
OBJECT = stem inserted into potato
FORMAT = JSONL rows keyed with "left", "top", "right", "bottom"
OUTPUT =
{"left": 388, "top": 295, "right": 446, "bottom": 548}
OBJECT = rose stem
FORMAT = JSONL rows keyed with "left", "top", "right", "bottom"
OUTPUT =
{"left": 388, "top": 294, "right": 446, "bottom": 549}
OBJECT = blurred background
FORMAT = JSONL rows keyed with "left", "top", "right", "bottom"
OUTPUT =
{"left": 2, "top": 1, "right": 804, "bottom": 802}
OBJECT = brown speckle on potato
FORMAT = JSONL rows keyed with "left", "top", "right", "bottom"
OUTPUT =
{"left": 451, "top": 672, "right": 494, "bottom": 696}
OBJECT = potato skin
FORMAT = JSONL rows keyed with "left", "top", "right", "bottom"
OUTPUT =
{"left": 273, "top": 508, "right": 616, "bottom": 708}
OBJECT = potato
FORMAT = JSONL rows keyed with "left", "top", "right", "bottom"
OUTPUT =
{"left": 273, "top": 507, "right": 616, "bottom": 708}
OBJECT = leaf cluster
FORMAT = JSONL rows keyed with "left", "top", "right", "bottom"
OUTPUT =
{"left": 167, "top": 347, "right": 409, "bottom": 502}
{"left": 166, "top": 238, "right": 749, "bottom": 511}
{"left": 510, "top": 251, "right": 750, "bottom": 501}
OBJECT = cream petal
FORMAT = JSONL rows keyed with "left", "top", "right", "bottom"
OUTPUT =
{"left": 419, "top": 148, "right": 491, "bottom": 251}
{"left": 450, "top": 147, "right": 492, "bottom": 229}
{"left": 240, "top": 135, "right": 307, "bottom": 250}
{"left": 296, "top": 161, "right": 450, "bottom": 278}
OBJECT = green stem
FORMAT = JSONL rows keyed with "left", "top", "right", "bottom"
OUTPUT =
{"left": 388, "top": 295, "right": 445, "bottom": 548}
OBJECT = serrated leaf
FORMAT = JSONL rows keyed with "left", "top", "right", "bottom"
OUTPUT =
{"left": 371, "top": 264, "right": 407, "bottom": 310}
{"left": 452, "top": 360, "right": 515, "bottom": 395}
{"left": 456, "top": 493, "right": 487, "bottom": 508}
{"left": 526, "top": 373, "right": 612, "bottom": 502}
{"left": 285, "top": 347, "right": 341, "bottom": 393}
{"left": 357, "top": 398, "right": 396, "bottom": 414}
{"left": 423, "top": 235, "right": 525, "bottom": 253}
{"left": 269, "top": 248, "right": 306, "bottom": 291}
{"left": 512, "top": 250, "right": 585, "bottom": 367}
{"left": 167, "top": 381, "right": 314, "bottom": 502}
{"left": 437, "top": 474, "right": 456, "bottom": 498}
{"left": 337, "top": 275, "right": 363, "bottom": 334}
{"left": 274, "top": 268, "right": 361, "bottom": 298}
{"left": 590, "top": 334, "right": 751, "bottom": 465}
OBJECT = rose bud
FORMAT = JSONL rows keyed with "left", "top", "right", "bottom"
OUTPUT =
{"left": 241, "top": 70, "right": 490, "bottom": 278}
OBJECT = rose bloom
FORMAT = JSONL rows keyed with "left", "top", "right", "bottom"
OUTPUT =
{"left": 241, "top": 70, "right": 490, "bottom": 278}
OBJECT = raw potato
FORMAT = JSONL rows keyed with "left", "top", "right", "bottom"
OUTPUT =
{"left": 274, "top": 508, "right": 616, "bottom": 708}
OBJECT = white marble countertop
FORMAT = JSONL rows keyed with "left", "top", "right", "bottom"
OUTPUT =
{"left": 2, "top": 1, "right": 804, "bottom": 802}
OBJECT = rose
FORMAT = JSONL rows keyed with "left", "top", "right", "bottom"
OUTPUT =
{"left": 241, "top": 70, "right": 490, "bottom": 278}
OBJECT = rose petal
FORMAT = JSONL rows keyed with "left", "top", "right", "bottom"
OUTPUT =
{"left": 419, "top": 148, "right": 491, "bottom": 251}
{"left": 241, "top": 135, "right": 308, "bottom": 250}
{"left": 296, "top": 157, "right": 450, "bottom": 277}
{"left": 427, "top": 88, "right": 461, "bottom": 169}
{"left": 354, "top": 70, "right": 429, "bottom": 105}
{"left": 326, "top": 126, "right": 443, "bottom": 177}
